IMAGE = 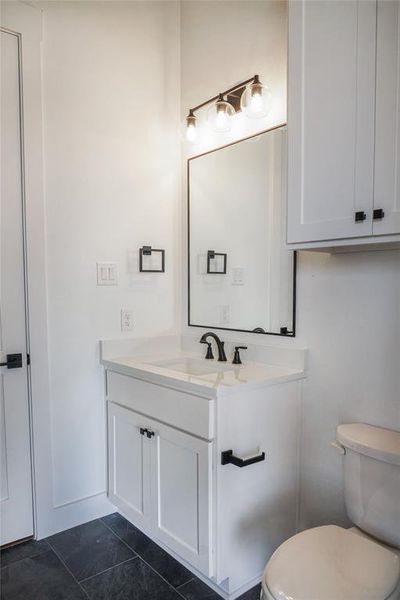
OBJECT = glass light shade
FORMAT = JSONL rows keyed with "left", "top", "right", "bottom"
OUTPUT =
{"left": 186, "top": 112, "right": 197, "bottom": 142}
{"left": 207, "top": 96, "right": 235, "bottom": 132}
{"left": 241, "top": 78, "right": 272, "bottom": 119}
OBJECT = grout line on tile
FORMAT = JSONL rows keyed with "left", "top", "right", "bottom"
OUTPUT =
{"left": 176, "top": 577, "right": 225, "bottom": 599}
{"left": 176, "top": 576, "right": 196, "bottom": 589}
{"left": 79, "top": 556, "right": 139, "bottom": 584}
{"left": 46, "top": 538, "right": 91, "bottom": 600}
{"left": 100, "top": 517, "right": 189, "bottom": 599}
{"left": 0, "top": 541, "right": 52, "bottom": 569}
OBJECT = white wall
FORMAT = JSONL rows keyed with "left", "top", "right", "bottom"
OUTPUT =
{"left": 10, "top": 0, "right": 400, "bottom": 539}
{"left": 181, "top": 0, "right": 400, "bottom": 530}
{"left": 297, "top": 249, "right": 400, "bottom": 529}
{"left": 39, "top": 0, "right": 181, "bottom": 532}
{"left": 181, "top": 0, "right": 287, "bottom": 158}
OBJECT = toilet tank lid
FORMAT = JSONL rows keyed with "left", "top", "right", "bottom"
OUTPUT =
{"left": 337, "top": 424, "right": 400, "bottom": 466}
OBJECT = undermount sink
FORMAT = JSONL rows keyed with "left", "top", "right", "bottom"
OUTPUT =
{"left": 146, "top": 356, "right": 233, "bottom": 377}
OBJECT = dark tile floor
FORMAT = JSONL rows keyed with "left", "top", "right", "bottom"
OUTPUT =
{"left": 0, "top": 513, "right": 261, "bottom": 600}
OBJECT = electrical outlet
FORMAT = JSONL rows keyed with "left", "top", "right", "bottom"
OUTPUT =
{"left": 232, "top": 267, "right": 245, "bottom": 286}
{"left": 220, "top": 305, "right": 230, "bottom": 325}
{"left": 121, "top": 309, "right": 134, "bottom": 332}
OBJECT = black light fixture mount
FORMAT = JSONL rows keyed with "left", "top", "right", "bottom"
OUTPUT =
{"left": 185, "top": 74, "right": 262, "bottom": 140}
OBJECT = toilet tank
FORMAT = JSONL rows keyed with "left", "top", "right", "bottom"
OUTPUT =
{"left": 337, "top": 423, "right": 400, "bottom": 549}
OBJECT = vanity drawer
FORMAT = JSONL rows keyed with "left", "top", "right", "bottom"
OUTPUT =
{"left": 106, "top": 370, "right": 214, "bottom": 440}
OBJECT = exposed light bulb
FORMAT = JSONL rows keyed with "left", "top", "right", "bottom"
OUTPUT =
{"left": 208, "top": 95, "right": 235, "bottom": 133}
{"left": 250, "top": 91, "right": 263, "bottom": 113}
{"left": 186, "top": 111, "right": 197, "bottom": 142}
{"left": 186, "top": 122, "right": 196, "bottom": 141}
{"left": 241, "top": 75, "right": 272, "bottom": 119}
{"left": 216, "top": 107, "right": 229, "bottom": 131}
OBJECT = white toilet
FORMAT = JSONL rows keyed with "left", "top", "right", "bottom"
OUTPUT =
{"left": 261, "top": 423, "right": 400, "bottom": 600}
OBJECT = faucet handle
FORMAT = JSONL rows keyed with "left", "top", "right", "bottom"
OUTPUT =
{"left": 200, "top": 340, "right": 214, "bottom": 359}
{"left": 232, "top": 346, "right": 247, "bottom": 365}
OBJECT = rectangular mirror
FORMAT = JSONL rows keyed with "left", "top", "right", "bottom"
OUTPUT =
{"left": 188, "top": 125, "right": 296, "bottom": 336}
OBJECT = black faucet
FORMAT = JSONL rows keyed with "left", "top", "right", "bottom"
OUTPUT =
{"left": 200, "top": 332, "right": 227, "bottom": 362}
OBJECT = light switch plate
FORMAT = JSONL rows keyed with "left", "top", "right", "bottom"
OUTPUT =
{"left": 121, "top": 309, "right": 134, "bottom": 332}
{"left": 97, "top": 262, "right": 118, "bottom": 286}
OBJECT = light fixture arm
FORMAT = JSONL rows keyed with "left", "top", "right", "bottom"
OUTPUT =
{"left": 187, "top": 74, "right": 259, "bottom": 117}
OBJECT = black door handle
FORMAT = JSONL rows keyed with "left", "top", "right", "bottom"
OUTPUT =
{"left": 221, "top": 449, "right": 265, "bottom": 468}
{"left": 0, "top": 353, "right": 23, "bottom": 369}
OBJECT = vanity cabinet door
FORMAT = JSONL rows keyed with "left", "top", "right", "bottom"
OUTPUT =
{"left": 108, "top": 402, "right": 152, "bottom": 532}
{"left": 287, "top": 0, "right": 376, "bottom": 243}
{"left": 150, "top": 420, "right": 214, "bottom": 577}
{"left": 373, "top": 0, "right": 400, "bottom": 236}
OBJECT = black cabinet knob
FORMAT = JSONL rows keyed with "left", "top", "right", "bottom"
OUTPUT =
{"left": 355, "top": 211, "right": 367, "bottom": 222}
{"left": 373, "top": 208, "right": 385, "bottom": 220}
{"left": 140, "top": 427, "right": 155, "bottom": 439}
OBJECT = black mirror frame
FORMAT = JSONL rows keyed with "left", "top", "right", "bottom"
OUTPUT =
{"left": 187, "top": 124, "right": 297, "bottom": 337}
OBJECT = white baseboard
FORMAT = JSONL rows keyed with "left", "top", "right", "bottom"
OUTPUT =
{"left": 36, "top": 492, "right": 115, "bottom": 539}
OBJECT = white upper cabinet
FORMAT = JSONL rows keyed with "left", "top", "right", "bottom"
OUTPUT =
{"left": 374, "top": 0, "right": 400, "bottom": 235}
{"left": 287, "top": 0, "right": 400, "bottom": 248}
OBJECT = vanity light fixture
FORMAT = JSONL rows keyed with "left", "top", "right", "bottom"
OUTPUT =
{"left": 186, "top": 110, "right": 197, "bottom": 141}
{"left": 240, "top": 74, "right": 272, "bottom": 119}
{"left": 185, "top": 74, "right": 271, "bottom": 141}
{"left": 208, "top": 94, "right": 236, "bottom": 133}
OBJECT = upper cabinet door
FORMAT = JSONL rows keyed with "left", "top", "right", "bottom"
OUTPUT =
{"left": 287, "top": 0, "right": 376, "bottom": 243}
{"left": 373, "top": 0, "right": 400, "bottom": 235}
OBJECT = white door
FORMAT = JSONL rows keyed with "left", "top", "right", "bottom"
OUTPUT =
{"left": 0, "top": 28, "right": 33, "bottom": 545}
{"left": 150, "top": 419, "right": 213, "bottom": 577}
{"left": 373, "top": 0, "right": 400, "bottom": 236}
{"left": 287, "top": 0, "right": 376, "bottom": 243}
{"left": 108, "top": 402, "right": 152, "bottom": 531}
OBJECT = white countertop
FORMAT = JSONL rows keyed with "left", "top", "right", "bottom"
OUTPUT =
{"left": 101, "top": 352, "right": 305, "bottom": 397}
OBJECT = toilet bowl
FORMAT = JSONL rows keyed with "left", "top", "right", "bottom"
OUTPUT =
{"left": 261, "top": 525, "right": 400, "bottom": 600}
{"left": 261, "top": 424, "right": 400, "bottom": 600}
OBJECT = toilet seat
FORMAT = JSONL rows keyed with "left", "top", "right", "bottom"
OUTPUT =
{"left": 263, "top": 525, "right": 400, "bottom": 600}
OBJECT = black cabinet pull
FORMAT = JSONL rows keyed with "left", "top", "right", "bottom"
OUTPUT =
{"left": 355, "top": 211, "right": 367, "bottom": 222}
{"left": 373, "top": 208, "right": 385, "bottom": 220}
{"left": 140, "top": 427, "right": 155, "bottom": 439}
{"left": 221, "top": 449, "right": 265, "bottom": 468}
{"left": 0, "top": 353, "right": 23, "bottom": 369}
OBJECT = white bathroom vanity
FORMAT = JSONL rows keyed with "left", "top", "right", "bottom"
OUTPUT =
{"left": 101, "top": 336, "right": 306, "bottom": 599}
